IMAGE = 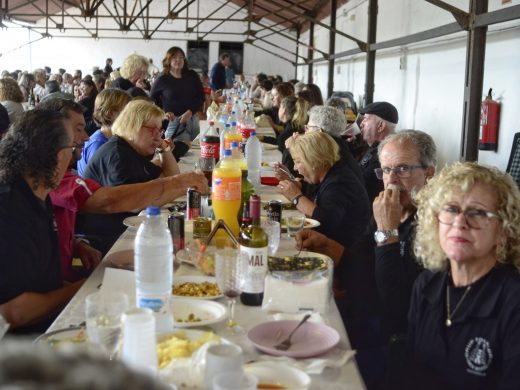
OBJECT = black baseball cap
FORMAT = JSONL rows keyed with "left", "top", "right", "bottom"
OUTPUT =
{"left": 359, "top": 101, "right": 398, "bottom": 124}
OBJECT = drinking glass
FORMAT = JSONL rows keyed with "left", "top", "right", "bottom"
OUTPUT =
{"left": 215, "top": 247, "right": 244, "bottom": 335}
{"left": 261, "top": 219, "right": 280, "bottom": 256}
{"left": 286, "top": 213, "right": 306, "bottom": 237}
{"left": 86, "top": 292, "right": 128, "bottom": 360}
{"left": 195, "top": 157, "right": 215, "bottom": 189}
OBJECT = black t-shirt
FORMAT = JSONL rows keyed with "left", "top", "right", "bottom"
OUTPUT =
{"left": 0, "top": 178, "right": 62, "bottom": 332}
{"left": 359, "top": 143, "right": 384, "bottom": 202}
{"left": 150, "top": 70, "right": 205, "bottom": 116}
{"left": 406, "top": 265, "right": 520, "bottom": 389}
{"left": 311, "top": 161, "right": 370, "bottom": 248}
{"left": 80, "top": 136, "right": 162, "bottom": 253}
{"left": 111, "top": 77, "right": 134, "bottom": 91}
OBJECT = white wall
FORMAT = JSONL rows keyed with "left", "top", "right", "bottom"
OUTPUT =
{"left": 297, "top": 0, "right": 520, "bottom": 170}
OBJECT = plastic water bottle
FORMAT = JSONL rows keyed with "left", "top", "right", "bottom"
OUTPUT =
{"left": 219, "top": 123, "right": 231, "bottom": 160}
{"left": 245, "top": 131, "right": 262, "bottom": 189}
{"left": 134, "top": 206, "right": 174, "bottom": 333}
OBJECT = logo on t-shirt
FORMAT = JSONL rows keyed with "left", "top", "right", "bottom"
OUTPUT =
{"left": 465, "top": 337, "right": 493, "bottom": 376}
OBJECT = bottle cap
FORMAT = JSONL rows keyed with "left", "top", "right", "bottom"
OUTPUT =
{"left": 208, "top": 121, "right": 214, "bottom": 125}
{"left": 225, "top": 123, "right": 231, "bottom": 128}
{"left": 230, "top": 142, "right": 239, "bottom": 148}
{"left": 251, "top": 131, "right": 256, "bottom": 136}
{"left": 146, "top": 206, "right": 161, "bottom": 216}
{"left": 223, "top": 149, "right": 232, "bottom": 156}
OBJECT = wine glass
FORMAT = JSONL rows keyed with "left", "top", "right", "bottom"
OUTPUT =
{"left": 86, "top": 292, "right": 128, "bottom": 360}
{"left": 215, "top": 247, "right": 244, "bottom": 335}
{"left": 261, "top": 219, "right": 280, "bottom": 256}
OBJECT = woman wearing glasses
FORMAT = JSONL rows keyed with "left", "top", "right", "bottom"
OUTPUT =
{"left": 150, "top": 47, "right": 204, "bottom": 146}
{"left": 83, "top": 99, "right": 178, "bottom": 186}
{"left": 398, "top": 162, "right": 520, "bottom": 388}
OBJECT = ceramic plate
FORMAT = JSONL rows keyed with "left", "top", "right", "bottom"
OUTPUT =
{"left": 302, "top": 218, "right": 320, "bottom": 229}
{"left": 247, "top": 320, "right": 340, "bottom": 358}
{"left": 172, "top": 298, "right": 227, "bottom": 328}
{"left": 122, "top": 214, "right": 169, "bottom": 229}
{"left": 245, "top": 362, "right": 311, "bottom": 389}
{"left": 106, "top": 249, "right": 179, "bottom": 272}
{"left": 260, "top": 176, "right": 280, "bottom": 186}
{"left": 34, "top": 326, "right": 88, "bottom": 349}
{"left": 262, "top": 143, "right": 279, "bottom": 150}
{"left": 172, "top": 276, "right": 223, "bottom": 300}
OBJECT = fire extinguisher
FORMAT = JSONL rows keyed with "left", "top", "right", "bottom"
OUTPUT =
{"left": 479, "top": 88, "right": 500, "bottom": 151}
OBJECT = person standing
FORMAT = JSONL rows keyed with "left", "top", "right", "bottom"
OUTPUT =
{"left": 209, "top": 53, "right": 231, "bottom": 91}
{"left": 104, "top": 58, "right": 113, "bottom": 75}
{"left": 150, "top": 47, "right": 204, "bottom": 148}
{"left": 358, "top": 101, "right": 398, "bottom": 202}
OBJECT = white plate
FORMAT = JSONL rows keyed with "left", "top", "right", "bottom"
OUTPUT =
{"left": 34, "top": 326, "right": 87, "bottom": 349}
{"left": 172, "top": 298, "right": 227, "bottom": 328}
{"left": 262, "top": 143, "right": 279, "bottom": 150}
{"left": 245, "top": 361, "right": 311, "bottom": 389}
{"left": 303, "top": 218, "right": 320, "bottom": 229}
{"left": 173, "top": 276, "right": 223, "bottom": 300}
{"left": 123, "top": 214, "right": 169, "bottom": 228}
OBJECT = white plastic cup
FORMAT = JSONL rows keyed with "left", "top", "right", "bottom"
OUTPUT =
{"left": 212, "top": 372, "right": 258, "bottom": 390}
{"left": 121, "top": 308, "right": 158, "bottom": 375}
{"left": 205, "top": 344, "right": 243, "bottom": 388}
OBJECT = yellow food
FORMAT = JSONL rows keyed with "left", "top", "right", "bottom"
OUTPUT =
{"left": 176, "top": 313, "right": 202, "bottom": 323}
{"left": 172, "top": 281, "right": 221, "bottom": 297}
{"left": 157, "top": 331, "right": 220, "bottom": 368}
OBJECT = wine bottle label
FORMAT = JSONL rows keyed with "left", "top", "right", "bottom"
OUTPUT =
{"left": 240, "top": 245, "right": 268, "bottom": 294}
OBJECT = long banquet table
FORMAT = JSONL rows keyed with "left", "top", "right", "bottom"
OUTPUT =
{"left": 47, "top": 127, "right": 366, "bottom": 389}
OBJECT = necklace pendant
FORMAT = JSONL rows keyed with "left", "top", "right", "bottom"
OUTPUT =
{"left": 446, "top": 318, "right": 452, "bottom": 327}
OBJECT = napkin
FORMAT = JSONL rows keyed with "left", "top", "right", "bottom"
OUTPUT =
{"left": 271, "top": 312, "right": 324, "bottom": 324}
{"left": 100, "top": 268, "right": 136, "bottom": 307}
{"left": 257, "top": 348, "right": 356, "bottom": 375}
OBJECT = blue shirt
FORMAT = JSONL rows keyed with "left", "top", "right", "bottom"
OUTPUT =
{"left": 77, "top": 129, "right": 108, "bottom": 177}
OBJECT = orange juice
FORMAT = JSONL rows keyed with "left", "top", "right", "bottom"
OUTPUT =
{"left": 224, "top": 132, "right": 242, "bottom": 152}
{"left": 212, "top": 150, "right": 242, "bottom": 237}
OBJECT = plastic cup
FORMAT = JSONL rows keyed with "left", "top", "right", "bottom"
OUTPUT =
{"left": 286, "top": 214, "right": 306, "bottom": 237}
{"left": 205, "top": 344, "right": 243, "bottom": 388}
{"left": 121, "top": 308, "right": 157, "bottom": 375}
{"left": 212, "top": 372, "right": 258, "bottom": 390}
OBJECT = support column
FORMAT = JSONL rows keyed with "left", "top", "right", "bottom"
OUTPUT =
{"left": 327, "top": 0, "right": 337, "bottom": 98}
{"left": 307, "top": 21, "right": 314, "bottom": 84}
{"left": 460, "top": 0, "right": 488, "bottom": 162}
{"left": 295, "top": 25, "right": 300, "bottom": 80}
{"left": 365, "top": 0, "right": 377, "bottom": 104}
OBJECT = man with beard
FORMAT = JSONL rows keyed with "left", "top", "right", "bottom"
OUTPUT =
{"left": 41, "top": 99, "right": 207, "bottom": 281}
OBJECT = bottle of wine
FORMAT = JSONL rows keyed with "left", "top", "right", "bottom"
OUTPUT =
{"left": 239, "top": 194, "right": 268, "bottom": 306}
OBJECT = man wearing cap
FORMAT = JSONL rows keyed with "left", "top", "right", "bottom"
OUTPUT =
{"left": 358, "top": 101, "right": 399, "bottom": 202}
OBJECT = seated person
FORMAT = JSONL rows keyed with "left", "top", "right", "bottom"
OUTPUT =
{"left": 277, "top": 131, "right": 370, "bottom": 249}
{"left": 81, "top": 99, "right": 180, "bottom": 252}
{"left": 77, "top": 88, "right": 132, "bottom": 176}
{"left": 276, "top": 96, "right": 308, "bottom": 153}
{"left": 396, "top": 162, "right": 520, "bottom": 388}
{"left": 0, "top": 110, "right": 83, "bottom": 334}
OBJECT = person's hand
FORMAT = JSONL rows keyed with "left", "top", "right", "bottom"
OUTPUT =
{"left": 165, "top": 112, "right": 176, "bottom": 122}
{"left": 278, "top": 179, "right": 301, "bottom": 201}
{"left": 373, "top": 187, "right": 403, "bottom": 230}
{"left": 175, "top": 171, "right": 209, "bottom": 195}
{"left": 295, "top": 230, "right": 344, "bottom": 264}
{"left": 285, "top": 132, "right": 301, "bottom": 149}
{"left": 74, "top": 240, "right": 102, "bottom": 271}
{"left": 180, "top": 110, "right": 193, "bottom": 124}
{"left": 273, "top": 162, "right": 292, "bottom": 181}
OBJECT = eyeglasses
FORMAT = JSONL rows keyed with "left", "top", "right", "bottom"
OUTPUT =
{"left": 142, "top": 125, "right": 164, "bottom": 137}
{"left": 304, "top": 124, "right": 321, "bottom": 132}
{"left": 437, "top": 205, "right": 500, "bottom": 230}
{"left": 374, "top": 165, "right": 425, "bottom": 180}
{"left": 60, "top": 143, "right": 79, "bottom": 153}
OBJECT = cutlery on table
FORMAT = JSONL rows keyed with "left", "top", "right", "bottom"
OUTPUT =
{"left": 274, "top": 313, "right": 311, "bottom": 351}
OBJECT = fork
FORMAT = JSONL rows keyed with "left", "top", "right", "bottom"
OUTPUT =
{"left": 275, "top": 164, "right": 302, "bottom": 182}
{"left": 274, "top": 313, "right": 311, "bottom": 351}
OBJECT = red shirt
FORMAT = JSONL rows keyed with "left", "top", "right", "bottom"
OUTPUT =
{"left": 50, "top": 170, "right": 101, "bottom": 282}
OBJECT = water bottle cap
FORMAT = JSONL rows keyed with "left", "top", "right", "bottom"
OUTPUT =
{"left": 231, "top": 122, "right": 237, "bottom": 126}
{"left": 223, "top": 149, "right": 232, "bottom": 156}
{"left": 146, "top": 206, "right": 161, "bottom": 216}
{"left": 251, "top": 131, "right": 256, "bottom": 136}
{"left": 230, "top": 142, "right": 239, "bottom": 147}
{"left": 225, "top": 123, "right": 231, "bottom": 128}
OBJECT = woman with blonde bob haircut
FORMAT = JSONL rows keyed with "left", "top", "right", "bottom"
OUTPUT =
{"left": 83, "top": 99, "right": 179, "bottom": 187}
{"left": 278, "top": 131, "right": 370, "bottom": 248}
{"left": 77, "top": 88, "right": 132, "bottom": 176}
{"left": 399, "top": 162, "right": 520, "bottom": 388}
{"left": 112, "top": 54, "right": 149, "bottom": 92}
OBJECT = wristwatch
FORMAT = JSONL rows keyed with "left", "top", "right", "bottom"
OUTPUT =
{"left": 374, "top": 229, "right": 399, "bottom": 244}
{"left": 158, "top": 145, "right": 172, "bottom": 154}
{"left": 292, "top": 194, "right": 303, "bottom": 206}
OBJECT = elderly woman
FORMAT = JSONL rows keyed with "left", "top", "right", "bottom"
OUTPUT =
{"left": 150, "top": 46, "right": 205, "bottom": 144}
{"left": 77, "top": 88, "right": 131, "bottom": 176}
{"left": 111, "top": 54, "right": 149, "bottom": 94}
{"left": 400, "top": 162, "right": 520, "bottom": 388}
{"left": 278, "top": 131, "right": 370, "bottom": 248}
{"left": 83, "top": 99, "right": 179, "bottom": 185}
{"left": 277, "top": 105, "right": 363, "bottom": 185}
{"left": 0, "top": 77, "right": 24, "bottom": 124}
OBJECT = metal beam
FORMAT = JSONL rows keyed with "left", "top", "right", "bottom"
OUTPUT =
{"left": 327, "top": 0, "right": 336, "bottom": 98}
{"left": 199, "top": 3, "right": 245, "bottom": 40}
{"left": 294, "top": 25, "right": 300, "bottom": 80}
{"left": 365, "top": 0, "right": 377, "bottom": 105}
{"left": 474, "top": 4, "right": 520, "bottom": 27}
{"left": 424, "top": 0, "right": 469, "bottom": 29}
{"left": 307, "top": 20, "right": 314, "bottom": 83}
{"left": 247, "top": 41, "right": 294, "bottom": 64}
{"left": 460, "top": 0, "right": 488, "bottom": 162}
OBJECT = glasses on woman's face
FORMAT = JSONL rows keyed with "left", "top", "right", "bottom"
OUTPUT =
{"left": 142, "top": 124, "right": 164, "bottom": 137}
{"left": 374, "top": 165, "right": 425, "bottom": 180}
{"left": 304, "top": 124, "right": 321, "bottom": 132}
{"left": 437, "top": 205, "right": 500, "bottom": 230}
{"left": 61, "top": 143, "right": 79, "bottom": 154}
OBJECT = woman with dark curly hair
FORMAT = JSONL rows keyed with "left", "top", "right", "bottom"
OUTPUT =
{"left": 150, "top": 46, "right": 205, "bottom": 145}
{"left": 0, "top": 110, "right": 83, "bottom": 334}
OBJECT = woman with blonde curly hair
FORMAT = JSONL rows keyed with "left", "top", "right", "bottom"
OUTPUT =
{"left": 112, "top": 54, "right": 149, "bottom": 93}
{"left": 401, "top": 162, "right": 520, "bottom": 387}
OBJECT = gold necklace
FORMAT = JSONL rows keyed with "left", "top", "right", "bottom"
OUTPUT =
{"left": 446, "top": 282, "right": 471, "bottom": 327}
